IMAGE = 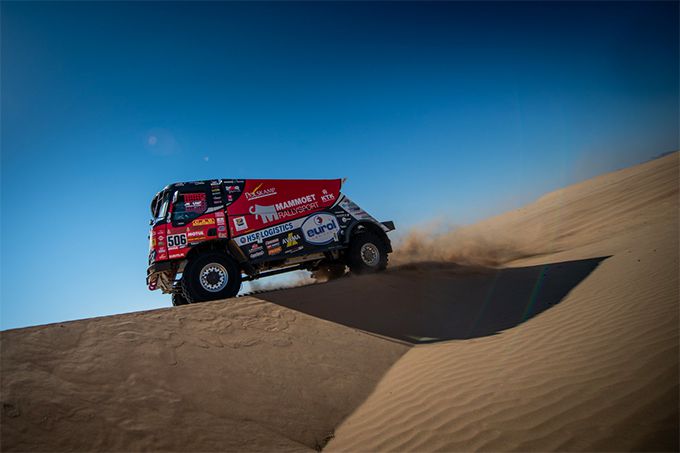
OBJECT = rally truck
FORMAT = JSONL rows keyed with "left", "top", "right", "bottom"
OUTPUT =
{"left": 147, "top": 179, "right": 395, "bottom": 306}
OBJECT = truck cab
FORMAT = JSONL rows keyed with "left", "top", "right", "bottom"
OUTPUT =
{"left": 147, "top": 179, "right": 394, "bottom": 306}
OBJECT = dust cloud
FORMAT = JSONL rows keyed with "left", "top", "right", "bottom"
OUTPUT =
{"left": 390, "top": 221, "right": 530, "bottom": 268}
{"left": 243, "top": 270, "right": 316, "bottom": 293}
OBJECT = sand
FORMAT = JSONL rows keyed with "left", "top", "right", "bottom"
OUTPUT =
{"left": 2, "top": 152, "right": 678, "bottom": 451}
{"left": 326, "top": 152, "right": 679, "bottom": 451}
{"left": 1, "top": 299, "right": 409, "bottom": 451}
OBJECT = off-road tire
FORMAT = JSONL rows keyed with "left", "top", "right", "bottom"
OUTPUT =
{"left": 181, "top": 252, "right": 242, "bottom": 303}
{"left": 171, "top": 292, "right": 189, "bottom": 307}
{"left": 347, "top": 232, "right": 388, "bottom": 275}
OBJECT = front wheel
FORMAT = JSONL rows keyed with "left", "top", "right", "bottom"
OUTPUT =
{"left": 172, "top": 292, "right": 189, "bottom": 307}
{"left": 347, "top": 232, "right": 388, "bottom": 275}
{"left": 181, "top": 252, "right": 242, "bottom": 303}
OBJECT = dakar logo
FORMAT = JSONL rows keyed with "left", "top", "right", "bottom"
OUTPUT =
{"left": 245, "top": 183, "right": 277, "bottom": 201}
{"left": 249, "top": 204, "right": 279, "bottom": 224}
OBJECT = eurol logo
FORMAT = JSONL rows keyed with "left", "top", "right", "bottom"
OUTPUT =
{"left": 302, "top": 213, "right": 339, "bottom": 245}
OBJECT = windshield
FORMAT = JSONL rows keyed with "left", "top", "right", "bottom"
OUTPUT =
{"left": 171, "top": 191, "right": 208, "bottom": 225}
{"left": 151, "top": 191, "right": 170, "bottom": 221}
{"left": 156, "top": 198, "right": 169, "bottom": 221}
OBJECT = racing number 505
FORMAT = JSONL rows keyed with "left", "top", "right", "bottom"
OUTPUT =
{"left": 167, "top": 234, "right": 187, "bottom": 248}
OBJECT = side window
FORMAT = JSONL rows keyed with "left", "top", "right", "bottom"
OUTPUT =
{"left": 172, "top": 192, "right": 208, "bottom": 226}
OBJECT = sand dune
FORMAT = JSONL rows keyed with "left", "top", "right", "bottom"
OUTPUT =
{"left": 327, "top": 152, "right": 679, "bottom": 451}
{"left": 392, "top": 152, "right": 679, "bottom": 268}
{"left": 1, "top": 153, "right": 678, "bottom": 451}
{"left": 1, "top": 299, "right": 408, "bottom": 451}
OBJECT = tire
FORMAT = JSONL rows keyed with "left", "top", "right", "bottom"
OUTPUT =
{"left": 181, "top": 252, "right": 242, "bottom": 303}
{"left": 171, "top": 292, "right": 189, "bottom": 307}
{"left": 347, "top": 232, "right": 388, "bottom": 275}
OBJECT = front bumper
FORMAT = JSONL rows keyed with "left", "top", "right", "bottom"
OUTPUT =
{"left": 147, "top": 260, "right": 177, "bottom": 292}
{"left": 147, "top": 260, "right": 175, "bottom": 277}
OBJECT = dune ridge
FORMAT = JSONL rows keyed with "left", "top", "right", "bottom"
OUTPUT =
{"left": 328, "top": 152, "right": 679, "bottom": 451}
{"left": 392, "top": 152, "right": 678, "bottom": 268}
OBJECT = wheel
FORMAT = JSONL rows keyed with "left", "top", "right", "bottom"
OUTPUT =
{"left": 181, "top": 252, "right": 242, "bottom": 303}
{"left": 171, "top": 292, "right": 189, "bottom": 306}
{"left": 347, "top": 232, "right": 388, "bottom": 275}
{"left": 311, "top": 263, "right": 346, "bottom": 282}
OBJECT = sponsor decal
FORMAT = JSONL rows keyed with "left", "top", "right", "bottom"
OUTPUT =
{"left": 265, "top": 238, "right": 282, "bottom": 255}
{"left": 192, "top": 218, "right": 216, "bottom": 226}
{"left": 158, "top": 247, "right": 166, "bottom": 253}
{"left": 233, "top": 216, "right": 248, "bottom": 232}
{"left": 218, "top": 232, "right": 228, "bottom": 238}
{"left": 321, "top": 189, "right": 335, "bottom": 203}
{"left": 282, "top": 232, "right": 300, "bottom": 248}
{"left": 187, "top": 230, "right": 204, "bottom": 238}
{"left": 284, "top": 245, "right": 304, "bottom": 254}
{"left": 169, "top": 252, "right": 184, "bottom": 259}
{"left": 249, "top": 204, "right": 279, "bottom": 224}
{"left": 236, "top": 221, "right": 298, "bottom": 245}
{"left": 274, "top": 194, "right": 316, "bottom": 211}
{"left": 336, "top": 212, "right": 352, "bottom": 224}
{"left": 249, "top": 194, "right": 319, "bottom": 225}
{"left": 216, "top": 217, "right": 225, "bottom": 225}
{"left": 227, "top": 194, "right": 233, "bottom": 202}
{"left": 248, "top": 243, "right": 265, "bottom": 259}
{"left": 302, "top": 213, "right": 339, "bottom": 245}
{"left": 339, "top": 197, "right": 374, "bottom": 221}
{"left": 184, "top": 193, "right": 207, "bottom": 213}
{"left": 225, "top": 185, "right": 241, "bottom": 193}
{"left": 167, "top": 233, "right": 188, "bottom": 248}
{"left": 218, "top": 225, "right": 226, "bottom": 232}
{"left": 245, "top": 183, "right": 277, "bottom": 201}
{"left": 275, "top": 195, "right": 319, "bottom": 219}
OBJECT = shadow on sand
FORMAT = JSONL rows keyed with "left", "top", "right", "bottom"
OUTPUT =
{"left": 259, "top": 256, "right": 609, "bottom": 344}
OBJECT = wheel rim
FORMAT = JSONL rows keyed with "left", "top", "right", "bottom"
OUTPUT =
{"left": 199, "top": 263, "right": 229, "bottom": 292}
{"left": 360, "top": 243, "right": 380, "bottom": 266}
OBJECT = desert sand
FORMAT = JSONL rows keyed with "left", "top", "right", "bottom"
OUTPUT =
{"left": 2, "top": 152, "right": 678, "bottom": 451}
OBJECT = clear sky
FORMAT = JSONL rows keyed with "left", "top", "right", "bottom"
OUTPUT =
{"left": 1, "top": 1, "right": 678, "bottom": 330}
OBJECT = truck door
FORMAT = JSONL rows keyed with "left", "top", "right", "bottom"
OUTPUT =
{"left": 165, "top": 186, "right": 225, "bottom": 259}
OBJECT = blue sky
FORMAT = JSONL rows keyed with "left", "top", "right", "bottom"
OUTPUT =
{"left": 1, "top": 1, "right": 678, "bottom": 329}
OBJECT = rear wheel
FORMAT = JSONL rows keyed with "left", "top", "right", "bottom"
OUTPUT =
{"left": 181, "top": 252, "right": 242, "bottom": 303}
{"left": 347, "top": 232, "right": 388, "bottom": 274}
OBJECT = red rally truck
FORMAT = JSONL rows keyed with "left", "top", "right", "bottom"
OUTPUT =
{"left": 147, "top": 179, "right": 395, "bottom": 306}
